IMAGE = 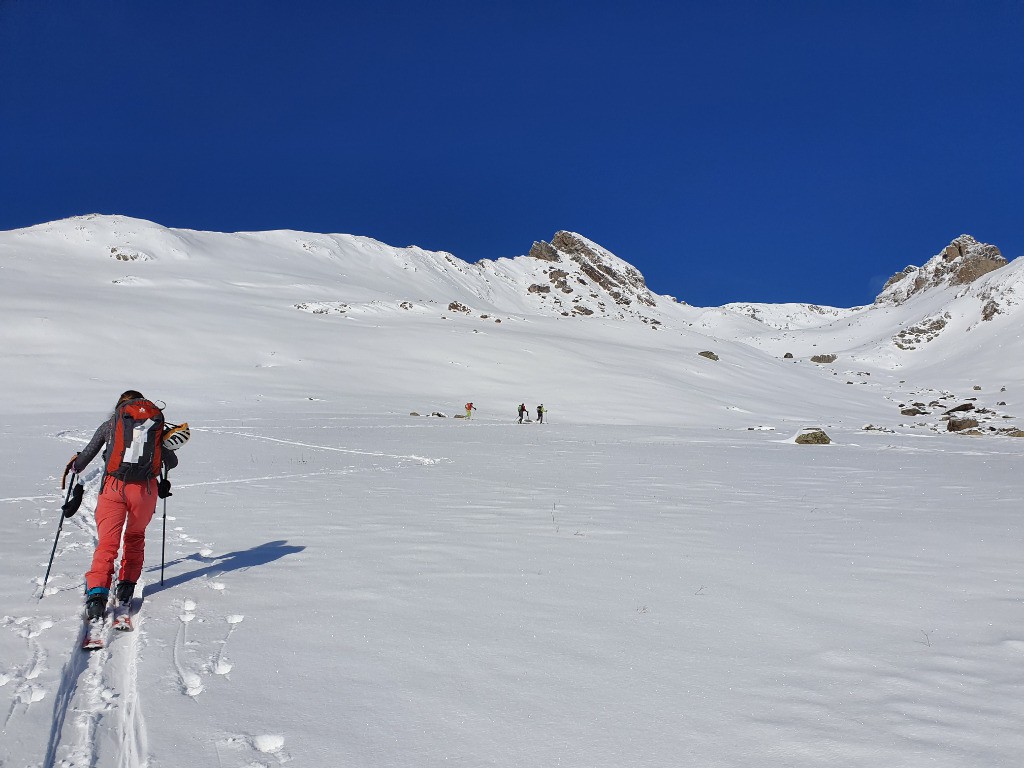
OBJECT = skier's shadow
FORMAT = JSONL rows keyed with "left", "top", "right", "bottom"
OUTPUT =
{"left": 146, "top": 539, "right": 305, "bottom": 594}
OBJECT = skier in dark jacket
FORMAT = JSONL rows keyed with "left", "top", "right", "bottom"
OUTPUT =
{"left": 67, "top": 390, "right": 179, "bottom": 619}
{"left": 518, "top": 403, "right": 527, "bottom": 423}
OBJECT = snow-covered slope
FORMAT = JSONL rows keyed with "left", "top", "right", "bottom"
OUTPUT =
{"left": 3, "top": 216, "right": 1024, "bottom": 768}
{"left": 719, "top": 235, "right": 1024, "bottom": 393}
{"left": 0, "top": 215, "right": 879, "bottom": 427}
{"left": 4, "top": 216, "right": 1022, "bottom": 431}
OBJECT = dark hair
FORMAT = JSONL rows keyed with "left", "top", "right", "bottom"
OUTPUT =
{"left": 117, "top": 389, "right": 145, "bottom": 406}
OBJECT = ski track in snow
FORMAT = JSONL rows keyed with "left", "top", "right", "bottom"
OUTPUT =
{"left": 42, "top": 586, "right": 148, "bottom": 768}
{"left": 198, "top": 426, "right": 445, "bottom": 466}
{"left": 29, "top": 464, "right": 169, "bottom": 768}
{"left": 28, "top": 424, "right": 315, "bottom": 765}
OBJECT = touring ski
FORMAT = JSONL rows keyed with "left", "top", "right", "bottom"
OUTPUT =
{"left": 81, "top": 615, "right": 108, "bottom": 651}
{"left": 112, "top": 603, "right": 134, "bottom": 632}
{"left": 81, "top": 579, "right": 143, "bottom": 649}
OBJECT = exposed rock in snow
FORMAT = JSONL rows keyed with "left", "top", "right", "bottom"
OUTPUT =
{"left": 876, "top": 235, "right": 1007, "bottom": 306}
{"left": 528, "top": 231, "right": 657, "bottom": 309}
{"left": 794, "top": 427, "right": 831, "bottom": 444}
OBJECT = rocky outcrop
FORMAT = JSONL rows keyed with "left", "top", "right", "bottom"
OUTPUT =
{"left": 110, "top": 246, "right": 153, "bottom": 261}
{"left": 893, "top": 313, "right": 951, "bottom": 350}
{"left": 876, "top": 235, "right": 1007, "bottom": 306}
{"left": 528, "top": 240, "right": 560, "bottom": 262}
{"left": 528, "top": 232, "right": 657, "bottom": 309}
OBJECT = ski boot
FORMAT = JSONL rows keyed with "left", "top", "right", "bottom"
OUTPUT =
{"left": 115, "top": 581, "right": 136, "bottom": 606}
{"left": 85, "top": 588, "right": 109, "bottom": 620}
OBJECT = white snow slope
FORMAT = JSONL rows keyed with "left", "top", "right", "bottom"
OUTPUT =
{"left": 1, "top": 216, "right": 1023, "bottom": 767}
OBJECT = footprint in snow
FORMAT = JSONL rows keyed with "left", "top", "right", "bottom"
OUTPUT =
{"left": 212, "top": 615, "right": 244, "bottom": 676}
{"left": 252, "top": 733, "right": 286, "bottom": 754}
{"left": 1, "top": 617, "right": 52, "bottom": 723}
{"left": 218, "top": 732, "right": 291, "bottom": 764}
{"left": 174, "top": 599, "right": 204, "bottom": 697}
{"left": 180, "top": 671, "right": 203, "bottom": 698}
{"left": 180, "top": 600, "right": 197, "bottom": 623}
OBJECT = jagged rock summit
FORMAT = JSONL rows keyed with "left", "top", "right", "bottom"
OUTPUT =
{"left": 524, "top": 231, "right": 659, "bottom": 316}
{"left": 875, "top": 235, "right": 1007, "bottom": 306}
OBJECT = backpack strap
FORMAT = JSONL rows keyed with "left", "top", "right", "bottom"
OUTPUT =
{"left": 106, "top": 407, "right": 127, "bottom": 476}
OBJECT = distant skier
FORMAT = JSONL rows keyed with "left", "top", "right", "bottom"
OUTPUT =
{"left": 518, "top": 403, "right": 527, "bottom": 423}
{"left": 64, "top": 390, "right": 181, "bottom": 620}
{"left": 537, "top": 404, "right": 545, "bottom": 423}
{"left": 465, "top": 402, "right": 476, "bottom": 419}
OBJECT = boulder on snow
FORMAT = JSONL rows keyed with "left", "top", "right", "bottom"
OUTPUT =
{"left": 944, "top": 403, "right": 975, "bottom": 415}
{"left": 901, "top": 407, "right": 927, "bottom": 416}
{"left": 795, "top": 428, "right": 831, "bottom": 445}
{"left": 810, "top": 354, "right": 838, "bottom": 364}
{"left": 698, "top": 350, "right": 720, "bottom": 361}
{"left": 783, "top": 352, "right": 794, "bottom": 359}
{"left": 947, "top": 417, "right": 979, "bottom": 432}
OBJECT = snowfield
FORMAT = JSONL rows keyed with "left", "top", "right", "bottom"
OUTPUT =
{"left": 1, "top": 216, "right": 1023, "bottom": 767}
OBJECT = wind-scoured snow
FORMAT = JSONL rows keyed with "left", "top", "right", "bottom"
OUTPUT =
{"left": 1, "top": 215, "right": 1023, "bottom": 767}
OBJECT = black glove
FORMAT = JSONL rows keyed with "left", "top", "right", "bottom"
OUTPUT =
{"left": 157, "top": 478, "right": 172, "bottom": 498}
{"left": 62, "top": 483, "right": 84, "bottom": 518}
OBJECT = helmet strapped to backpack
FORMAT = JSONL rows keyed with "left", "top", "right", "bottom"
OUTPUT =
{"left": 163, "top": 422, "right": 191, "bottom": 451}
{"left": 106, "top": 398, "right": 164, "bottom": 482}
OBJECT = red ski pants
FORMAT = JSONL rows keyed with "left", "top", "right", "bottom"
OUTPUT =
{"left": 85, "top": 477, "right": 158, "bottom": 591}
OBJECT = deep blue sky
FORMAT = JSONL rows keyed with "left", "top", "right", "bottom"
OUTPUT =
{"left": 2, "top": 1, "right": 1021, "bottom": 306}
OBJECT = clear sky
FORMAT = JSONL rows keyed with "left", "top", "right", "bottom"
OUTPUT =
{"left": 1, "top": 1, "right": 1021, "bottom": 307}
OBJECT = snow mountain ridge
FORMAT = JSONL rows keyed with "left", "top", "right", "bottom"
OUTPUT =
{"left": 2, "top": 214, "right": 1022, "bottom": 428}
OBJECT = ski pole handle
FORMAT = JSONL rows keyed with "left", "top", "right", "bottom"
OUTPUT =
{"left": 62, "top": 454, "right": 78, "bottom": 490}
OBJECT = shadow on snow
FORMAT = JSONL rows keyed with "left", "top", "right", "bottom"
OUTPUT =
{"left": 146, "top": 539, "right": 305, "bottom": 593}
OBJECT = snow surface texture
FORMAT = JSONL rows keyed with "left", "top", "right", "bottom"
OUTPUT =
{"left": 1, "top": 216, "right": 1023, "bottom": 767}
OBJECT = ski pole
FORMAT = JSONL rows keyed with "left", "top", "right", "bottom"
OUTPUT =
{"left": 41, "top": 473, "right": 76, "bottom": 598}
{"left": 160, "top": 467, "right": 168, "bottom": 586}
